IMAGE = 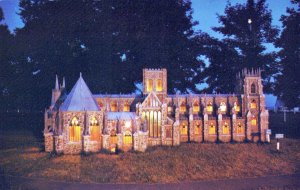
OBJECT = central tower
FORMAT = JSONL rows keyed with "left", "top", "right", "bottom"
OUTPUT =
{"left": 143, "top": 68, "right": 167, "bottom": 100}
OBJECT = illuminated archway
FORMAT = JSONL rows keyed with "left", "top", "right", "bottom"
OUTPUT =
{"left": 70, "top": 117, "right": 81, "bottom": 142}
{"left": 90, "top": 117, "right": 99, "bottom": 141}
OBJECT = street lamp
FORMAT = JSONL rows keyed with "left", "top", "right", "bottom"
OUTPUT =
{"left": 248, "top": 18, "right": 252, "bottom": 31}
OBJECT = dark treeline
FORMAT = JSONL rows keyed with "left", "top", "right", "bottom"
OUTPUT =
{"left": 0, "top": 0, "right": 299, "bottom": 112}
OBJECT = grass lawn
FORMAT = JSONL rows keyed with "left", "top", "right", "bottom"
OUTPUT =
{"left": 0, "top": 112, "right": 300, "bottom": 184}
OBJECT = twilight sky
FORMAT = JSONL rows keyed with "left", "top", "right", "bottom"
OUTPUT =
{"left": 0, "top": 0, "right": 295, "bottom": 107}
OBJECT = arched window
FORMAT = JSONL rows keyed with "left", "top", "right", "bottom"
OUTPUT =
{"left": 181, "top": 124, "right": 188, "bottom": 135}
{"left": 156, "top": 79, "right": 163, "bottom": 92}
{"left": 70, "top": 117, "right": 81, "bottom": 142}
{"left": 208, "top": 123, "right": 216, "bottom": 135}
{"left": 141, "top": 111, "right": 161, "bottom": 138}
{"left": 251, "top": 118, "right": 257, "bottom": 126}
{"left": 167, "top": 106, "right": 173, "bottom": 114}
{"left": 195, "top": 123, "right": 200, "bottom": 135}
{"left": 110, "top": 129, "right": 117, "bottom": 144}
{"left": 220, "top": 102, "right": 227, "bottom": 112}
{"left": 111, "top": 101, "right": 117, "bottom": 112}
{"left": 146, "top": 79, "right": 153, "bottom": 92}
{"left": 123, "top": 131, "right": 132, "bottom": 145}
{"left": 237, "top": 123, "right": 243, "bottom": 134}
{"left": 180, "top": 102, "right": 186, "bottom": 113}
{"left": 90, "top": 117, "right": 99, "bottom": 141}
{"left": 207, "top": 102, "right": 213, "bottom": 112}
{"left": 234, "top": 102, "right": 240, "bottom": 112}
{"left": 193, "top": 102, "right": 200, "bottom": 113}
{"left": 123, "top": 102, "right": 130, "bottom": 112}
{"left": 250, "top": 100, "right": 257, "bottom": 109}
{"left": 222, "top": 122, "right": 229, "bottom": 134}
{"left": 251, "top": 83, "right": 256, "bottom": 94}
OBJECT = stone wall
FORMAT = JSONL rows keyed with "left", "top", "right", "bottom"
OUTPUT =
{"left": 44, "top": 133, "right": 54, "bottom": 152}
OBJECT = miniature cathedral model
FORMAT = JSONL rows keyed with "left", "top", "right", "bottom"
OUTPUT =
{"left": 44, "top": 68, "right": 269, "bottom": 154}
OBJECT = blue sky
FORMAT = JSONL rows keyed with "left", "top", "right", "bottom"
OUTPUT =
{"left": 0, "top": 0, "right": 295, "bottom": 107}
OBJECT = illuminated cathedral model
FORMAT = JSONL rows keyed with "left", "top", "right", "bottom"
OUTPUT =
{"left": 44, "top": 68, "right": 269, "bottom": 154}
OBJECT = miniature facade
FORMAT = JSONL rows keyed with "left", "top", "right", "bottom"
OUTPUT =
{"left": 44, "top": 68, "right": 269, "bottom": 154}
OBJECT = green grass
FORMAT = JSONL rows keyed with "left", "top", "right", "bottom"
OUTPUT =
{"left": 0, "top": 112, "right": 299, "bottom": 184}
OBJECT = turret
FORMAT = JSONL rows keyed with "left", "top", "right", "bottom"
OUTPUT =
{"left": 51, "top": 75, "right": 61, "bottom": 107}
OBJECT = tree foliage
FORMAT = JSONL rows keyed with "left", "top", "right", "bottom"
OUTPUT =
{"left": 274, "top": 1, "right": 300, "bottom": 108}
{"left": 11, "top": 0, "right": 203, "bottom": 111}
{"left": 199, "top": 0, "right": 279, "bottom": 93}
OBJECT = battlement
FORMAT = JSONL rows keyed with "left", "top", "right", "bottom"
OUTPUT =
{"left": 236, "top": 68, "right": 261, "bottom": 79}
{"left": 143, "top": 68, "right": 166, "bottom": 71}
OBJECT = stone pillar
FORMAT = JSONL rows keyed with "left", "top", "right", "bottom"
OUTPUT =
{"left": 246, "top": 111, "right": 252, "bottom": 141}
{"left": 102, "top": 134, "right": 110, "bottom": 150}
{"left": 133, "top": 132, "right": 139, "bottom": 151}
{"left": 117, "top": 134, "right": 123, "bottom": 150}
{"left": 139, "top": 131, "right": 148, "bottom": 152}
{"left": 83, "top": 135, "right": 90, "bottom": 153}
{"left": 189, "top": 108, "right": 194, "bottom": 142}
{"left": 173, "top": 121, "right": 180, "bottom": 146}
{"left": 44, "top": 132, "right": 54, "bottom": 152}
{"left": 260, "top": 110, "right": 269, "bottom": 142}
{"left": 54, "top": 135, "right": 64, "bottom": 154}
{"left": 217, "top": 113, "right": 222, "bottom": 141}
{"left": 203, "top": 113, "right": 208, "bottom": 141}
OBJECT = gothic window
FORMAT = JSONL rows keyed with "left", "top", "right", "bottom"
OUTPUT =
{"left": 123, "top": 102, "right": 130, "bottom": 112}
{"left": 90, "top": 117, "right": 99, "bottom": 141}
{"left": 123, "top": 131, "right": 132, "bottom": 145}
{"left": 234, "top": 102, "right": 240, "bottom": 112}
{"left": 110, "top": 129, "right": 117, "bottom": 144}
{"left": 207, "top": 102, "right": 213, "bottom": 112}
{"left": 220, "top": 102, "right": 227, "bottom": 112}
{"left": 111, "top": 101, "right": 117, "bottom": 112}
{"left": 251, "top": 83, "right": 256, "bottom": 94}
{"left": 222, "top": 122, "right": 229, "bottom": 134}
{"left": 146, "top": 79, "right": 153, "bottom": 92}
{"left": 156, "top": 79, "right": 163, "bottom": 92}
{"left": 195, "top": 123, "right": 200, "bottom": 135}
{"left": 142, "top": 111, "right": 161, "bottom": 138}
{"left": 193, "top": 102, "right": 200, "bottom": 113}
{"left": 208, "top": 123, "right": 216, "bottom": 135}
{"left": 167, "top": 106, "right": 173, "bottom": 114}
{"left": 70, "top": 117, "right": 81, "bottom": 142}
{"left": 181, "top": 125, "right": 188, "bottom": 135}
{"left": 180, "top": 102, "right": 186, "bottom": 113}
{"left": 237, "top": 123, "right": 243, "bottom": 134}
{"left": 251, "top": 118, "right": 257, "bottom": 126}
{"left": 250, "top": 100, "right": 257, "bottom": 109}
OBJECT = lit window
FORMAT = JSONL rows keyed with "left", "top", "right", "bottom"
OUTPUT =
{"left": 111, "top": 101, "right": 117, "bottom": 112}
{"left": 193, "top": 103, "right": 200, "bottom": 113}
{"left": 147, "top": 79, "right": 153, "bottom": 92}
{"left": 110, "top": 130, "right": 118, "bottom": 144}
{"left": 237, "top": 123, "right": 243, "bottom": 134}
{"left": 195, "top": 124, "right": 200, "bottom": 135}
{"left": 156, "top": 79, "right": 163, "bottom": 92}
{"left": 123, "top": 102, "right": 130, "bottom": 112}
{"left": 90, "top": 117, "right": 99, "bottom": 141}
{"left": 168, "top": 106, "right": 173, "bottom": 114}
{"left": 142, "top": 111, "right": 161, "bottom": 138}
{"left": 123, "top": 131, "right": 132, "bottom": 145}
{"left": 208, "top": 123, "right": 216, "bottom": 135}
{"left": 250, "top": 100, "right": 257, "bottom": 109}
{"left": 180, "top": 103, "right": 186, "bottom": 113}
{"left": 222, "top": 123, "right": 229, "bottom": 134}
{"left": 251, "top": 83, "right": 256, "bottom": 93}
{"left": 70, "top": 117, "right": 81, "bottom": 142}
{"left": 234, "top": 102, "right": 240, "bottom": 112}
{"left": 251, "top": 118, "right": 257, "bottom": 126}
{"left": 207, "top": 103, "right": 213, "bottom": 112}
{"left": 220, "top": 102, "right": 227, "bottom": 112}
{"left": 181, "top": 125, "right": 188, "bottom": 135}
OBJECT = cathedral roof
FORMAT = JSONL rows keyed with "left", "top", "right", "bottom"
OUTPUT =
{"left": 60, "top": 73, "right": 100, "bottom": 111}
{"left": 107, "top": 112, "right": 136, "bottom": 120}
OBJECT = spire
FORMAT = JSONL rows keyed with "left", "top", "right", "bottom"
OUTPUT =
{"left": 62, "top": 77, "right": 65, "bottom": 88}
{"left": 55, "top": 75, "right": 59, "bottom": 90}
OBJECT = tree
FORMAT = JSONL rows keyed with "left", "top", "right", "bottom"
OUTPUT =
{"left": 274, "top": 0, "right": 300, "bottom": 108}
{"left": 200, "top": 0, "right": 278, "bottom": 93}
{"left": 15, "top": 0, "right": 204, "bottom": 111}
{"left": 0, "top": 7, "right": 15, "bottom": 111}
